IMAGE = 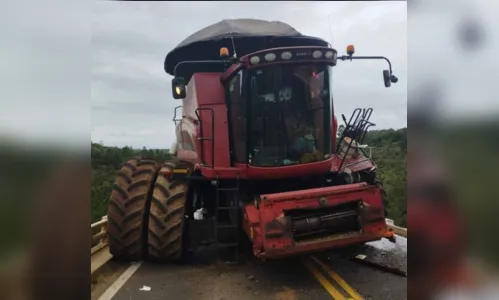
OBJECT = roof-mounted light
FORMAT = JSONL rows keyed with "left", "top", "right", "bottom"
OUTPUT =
{"left": 250, "top": 56, "right": 260, "bottom": 64}
{"left": 264, "top": 53, "right": 276, "bottom": 62}
{"left": 312, "top": 50, "right": 322, "bottom": 59}
{"left": 346, "top": 45, "right": 355, "bottom": 56}
{"left": 220, "top": 47, "right": 229, "bottom": 57}
{"left": 326, "top": 50, "right": 337, "bottom": 63}
{"left": 281, "top": 51, "right": 292, "bottom": 60}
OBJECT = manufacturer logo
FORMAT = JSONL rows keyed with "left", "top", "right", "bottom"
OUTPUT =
{"left": 319, "top": 197, "right": 327, "bottom": 206}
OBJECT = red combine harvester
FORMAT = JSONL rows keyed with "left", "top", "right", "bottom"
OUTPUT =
{"left": 107, "top": 19, "right": 400, "bottom": 263}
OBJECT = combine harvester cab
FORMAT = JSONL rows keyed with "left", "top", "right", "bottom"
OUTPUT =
{"left": 107, "top": 18, "right": 400, "bottom": 263}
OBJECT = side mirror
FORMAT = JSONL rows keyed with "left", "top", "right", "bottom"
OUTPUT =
{"left": 172, "top": 77, "right": 186, "bottom": 99}
{"left": 383, "top": 70, "right": 399, "bottom": 88}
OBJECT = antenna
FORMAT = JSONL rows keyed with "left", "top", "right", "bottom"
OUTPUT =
{"left": 327, "top": 13, "right": 334, "bottom": 47}
{"left": 230, "top": 36, "right": 237, "bottom": 58}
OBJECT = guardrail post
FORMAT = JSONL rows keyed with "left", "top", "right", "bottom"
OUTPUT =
{"left": 385, "top": 218, "right": 407, "bottom": 237}
{"left": 91, "top": 215, "right": 112, "bottom": 275}
{"left": 99, "top": 216, "right": 108, "bottom": 245}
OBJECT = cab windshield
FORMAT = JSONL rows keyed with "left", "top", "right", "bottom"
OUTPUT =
{"left": 247, "top": 63, "right": 331, "bottom": 167}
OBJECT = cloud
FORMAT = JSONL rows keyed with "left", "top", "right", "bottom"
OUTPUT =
{"left": 91, "top": 1, "right": 407, "bottom": 148}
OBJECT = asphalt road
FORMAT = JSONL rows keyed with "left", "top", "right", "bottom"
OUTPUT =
{"left": 93, "top": 236, "right": 407, "bottom": 300}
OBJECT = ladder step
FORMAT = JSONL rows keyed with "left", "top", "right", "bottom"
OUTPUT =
{"left": 198, "top": 137, "right": 213, "bottom": 141}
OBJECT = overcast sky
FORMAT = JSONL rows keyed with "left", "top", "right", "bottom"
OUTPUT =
{"left": 91, "top": 1, "right": 407, "bottom": 149}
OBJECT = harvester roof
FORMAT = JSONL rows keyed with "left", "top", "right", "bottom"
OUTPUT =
{"left": 165, "top": 19, "right": 329, "bottom": 79}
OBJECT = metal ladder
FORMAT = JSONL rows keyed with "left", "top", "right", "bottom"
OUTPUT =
{"left": 214, "top": 174, "right": 240, "bottom": 264}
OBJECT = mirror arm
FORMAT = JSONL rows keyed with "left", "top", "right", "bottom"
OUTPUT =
{"left": 338, "top": 55, "right": 393, "bottom": 75}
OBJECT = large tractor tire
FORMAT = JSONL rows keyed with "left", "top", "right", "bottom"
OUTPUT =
{"left": 147, "top": 162, "right": 189, "bottom": 262}
{"left": 107, "top": 157, "right": 160, "bottom": 261}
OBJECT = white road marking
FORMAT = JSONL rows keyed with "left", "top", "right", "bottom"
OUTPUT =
{"left": 98, "top": 261, "right": 143, "bottom": 300}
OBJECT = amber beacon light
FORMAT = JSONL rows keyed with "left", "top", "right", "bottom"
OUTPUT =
{"left": 220, "top": 47, "right": 229, "bottom": 57}
{"left": 346, "top": 45, "right": 355, "bottom": 56}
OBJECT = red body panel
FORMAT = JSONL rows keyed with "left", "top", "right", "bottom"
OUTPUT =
{"left": 201, "top": 159, "right": 334, "bottom": 179}
{"left": 242, "top": 183, "right": 393, "bottom": 258}
{"left": 176, "top": 73, "right": 231, "bottom": 168}
{"left": 197, "top": 152, "right": 374, "bottom": 180}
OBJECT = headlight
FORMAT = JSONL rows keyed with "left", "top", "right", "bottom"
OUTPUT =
{"left": 331, "top": 51, "right": 337, "bottom": 63}
{"left": 250, "top": 56, "right": 260, "bottom": 64}
{"left": 312, "top": 50, "right": 322, "bottom": 58}
{"left": 264, "top": 53, "right": 276, "bottom": 62}
{"left": 281, "top": 51, "right": 292, "bottom": 60}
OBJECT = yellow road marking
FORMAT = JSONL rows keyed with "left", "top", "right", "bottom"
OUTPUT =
{"left": 302, "top": 258, "right": 346, "bottom": 299}
{"left": 310, "top": 255, "right": 364, "bottom": 300}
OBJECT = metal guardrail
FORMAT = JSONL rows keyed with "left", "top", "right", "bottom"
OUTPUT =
{"left": 90, "top": 215, "right": 407, "bottom": 272}
{"left": 386, "top": 218, "right": 407, "bottom": 237}
{"left": 92, "top": 216, "right": 108, "bottom": 253}
{"left": 91, "top": 216, "right": 111, "bottom": 275}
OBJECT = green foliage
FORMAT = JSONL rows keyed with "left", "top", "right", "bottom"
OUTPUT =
{"left": 90, "top": 143, "right": 172, "bottom": 222}
{"left": 364, "top": 129, "right": 407, "bottom": 227}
